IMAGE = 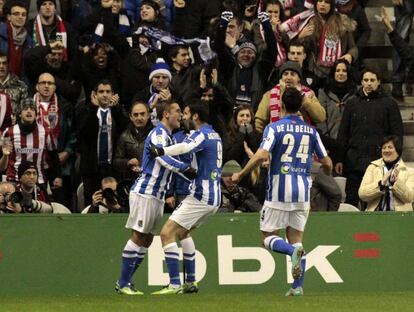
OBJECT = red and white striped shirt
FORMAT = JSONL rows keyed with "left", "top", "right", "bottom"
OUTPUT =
{"left": 2, "top": 123, "right": 54, "bottom": 184}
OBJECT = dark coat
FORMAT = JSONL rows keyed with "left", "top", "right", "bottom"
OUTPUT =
{"left": 113, "top": 121, "right": 153, "bottom": 180}
{"left": 337, "top": 87, "right": 404, "bottom": 173}
{"left": 76, "top": 104, "right": 127, "bottom": 175}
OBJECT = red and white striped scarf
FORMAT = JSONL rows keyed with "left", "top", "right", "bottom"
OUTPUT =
{"left": 0, "top": 92, "right": 12, "bottom": 132}
{"left": 33, "top": 14, "right": 68, "bottom": 61}
{"left": 34, "top": 93, "right": 60, "bottom": 150}
{"left": 269, "top": 84, "right": 313, "bottom": 123}
{"left": 280, "top": 9, "right": 315, "bottom": 39}
{"left": 319, "top": 28, "right": 342, "bottom": 67}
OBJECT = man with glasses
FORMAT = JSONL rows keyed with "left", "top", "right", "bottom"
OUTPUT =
{"left": 0, "top": 1, "right": 34, "bottom": 77}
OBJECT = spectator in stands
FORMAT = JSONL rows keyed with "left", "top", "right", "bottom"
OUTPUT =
{"left": 24, "top": 40, "right": 81, "bottom": 101}
{"left": 0, "top": 51, "right": 28, "bottom": 115}
{"left": 335, "top": 0, "right": 371, "bottom": 70}
{"left": 220, "top": 160, "right": 262, "bottom": 213}
{"left": 336, "top": 68, "right": 404, "bottom": 207}
{"left": 33, "top": 72, "right": 76, "bottom": 207}
{"left": 255, "top": 61, "right": 326, "bottom": 133}
{"left": 133, "top": 58, "right": 182, "bottom": 123}
{"left": 76, "top": 80, "right": 127, "bottom": 206}
{"left": 0, "top": 89, "right": 11, "bottom": 132}
{"left": 310, "top": 162, "right": 342, "bottom": 211}
{"left": 296, "top": 0, "right": 358, "bottom": 81}
{"left": 28, "top": 0, "right": 76, "bottom": 60}
{"left": 317, "top": 59, "right": 356, "bottom": 139}
{"left": 359, "top": 135, "right": 414, "bottom": 212}
{"left": 75, "top": 42, "right": 121, "bottom": 104}
{"left": 0, "top": 181, "right": 22, "bottom": 213}
{"left": 381, "top": 6, "right": 414, "bottom": 98}
{"left": 16, "top": 160, "right": 50, "bottom": 205}
{"left": 252, "top": 0, "right": 287, "bottom": 65}
{"left": 135, "top": 0, "right": 165, "bottom": 29}
{"left": 189, "top": 68, "right": 233, "bottom": 144}
{"left": 225, "top": 104, "right": 261, "bottom": 166}
{"left": 389, "top": 0, "right": 414, "bottom": 99}
{"left": 0, "top": 1, "right": 34, "bottom": 77}
{"left": 0, "top": 98, "right": 62, "bottom": 191}
{"left": 267, "top": 39, "right": 320, "bottom": 93}
{"left": 89, "top": 176, "right": 129, "bottom": 213}
{"left": 168, "top": 44, "right": 201, "bottom": 104}
{"left": 113, "top": 100, "right": 153, "bottom": 180}
{"left": 215, "top": 11, "right": 277, "bottom": 111}
{"left": 173, "top": 0, "right": 221, "bottom": 38}
{"left": 0, "top": 0, "right": 5, "bottom": 23}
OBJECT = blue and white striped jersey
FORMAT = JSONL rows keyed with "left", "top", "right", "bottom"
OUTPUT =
{"left": 164, "top": 124, "right": 222, "bottom": 206}
{"left": 260, "top": 115, "right": 327, "bottom": 210}
{"left": 131, "top": 123, "right": 190, "bottom": 201}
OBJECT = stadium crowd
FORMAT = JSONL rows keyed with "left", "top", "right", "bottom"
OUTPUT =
{"left": 0, "top": 0, "right": 413, "bottom": 214}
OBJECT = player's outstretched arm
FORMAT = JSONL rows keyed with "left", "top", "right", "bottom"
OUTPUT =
{"left": 232, "top": 148, "right": 269, "bottom": 184}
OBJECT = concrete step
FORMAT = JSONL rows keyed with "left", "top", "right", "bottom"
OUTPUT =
{"left": 404, "top": 120, "right": 414, "bottom": 134}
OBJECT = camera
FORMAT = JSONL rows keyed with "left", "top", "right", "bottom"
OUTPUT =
{"left": 5, "top": 191, "right": 23, "bottom": 204}
{"left": 102, "top": 188, "right": 118, "bottom": 206}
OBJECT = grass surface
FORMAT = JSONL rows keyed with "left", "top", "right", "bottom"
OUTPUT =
{"left": 1, "top": 292, "right": 413, "bottom": 312}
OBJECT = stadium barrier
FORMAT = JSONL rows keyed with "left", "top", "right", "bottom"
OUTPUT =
{"left": 0, "top": 212, "right": 413, "bottom": 295}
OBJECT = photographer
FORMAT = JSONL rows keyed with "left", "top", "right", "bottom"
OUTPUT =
{"left": 0, "top": 182, "right": 22, "bottom": 213}
{"left": 89, "top": 176, "right": 129, "bottom": 213}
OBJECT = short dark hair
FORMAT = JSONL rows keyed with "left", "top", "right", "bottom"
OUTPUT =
{"left": 4, "top": 1, "right": 28, "bottom": 15}
{"left": 0, "top": 51, "right": 8, "bottom": 60}
{"left": 94, "top": 79, "right": 113, "bottom": 92}
{"left": 282, "top": 87, "right": 303, "bottom": 113}
{"left": 186, "top": 99, "right": 209, "bottom": 122}
{"left": 382, "top": 135, "right": 403, "bottom": 156}
{"left": 361, "top": 68, "right": 382, "bottom": 82}
{"left": 168, "top": 44, "right": 189, "bottom": 62}
{"left": 288, "top": 38, "right": 305, "bottom": 51}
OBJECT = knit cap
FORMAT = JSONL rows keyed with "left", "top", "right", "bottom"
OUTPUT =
{"left": 149, "top": 58, "right": 172, "bottom": 81}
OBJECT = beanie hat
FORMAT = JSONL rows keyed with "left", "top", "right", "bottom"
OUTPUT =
{"left": 19, "top": 98, "right": 37, "bottom": 114}
{"left": 18, "top": 161, "right": 38, "bottom": 179}
{"left": 222, "top": 160, "right": 242, "bottom": 177}
{"left": 149, "top": 58, "right": 172, "bottom": 81}
{"left": 37, "top": 0, "right": 56, "bottom": 10}
{"left": 279, "top": 61, "right": 302, "bottom": 79}
{"left": 236, "top": 41, "right": 257, "bottom": 54}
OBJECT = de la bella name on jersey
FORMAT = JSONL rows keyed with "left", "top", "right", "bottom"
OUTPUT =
{"left": 276, "top": 124, "right": 313, "bottom": 134}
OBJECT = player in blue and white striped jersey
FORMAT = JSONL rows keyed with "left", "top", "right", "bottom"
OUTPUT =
{"left": 116, "top": 101, "right": 195, "bottom": 295}
{"left": 150, "top": 100, "right": 222, "bottom": 295}
{"left": 232, "top": 88, "right": 332, "bottom": 296}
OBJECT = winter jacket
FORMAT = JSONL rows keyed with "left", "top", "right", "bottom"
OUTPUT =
{"left": 337, "top": 87, "right": 404, "bottom": 173}
{"left": 113, "top": 121, "right": 153, "bottom": 180}
{"left": 317, "top": 87, "right": 355, "bottom": 139}
{"left": 359, "top": 158, "right": 414, "bottom": 212}
{"left": 0, "top": 73, "right": 28, "bottom": 113}
{"left": 255, "top": 85, "right": 326, "bottom": 133}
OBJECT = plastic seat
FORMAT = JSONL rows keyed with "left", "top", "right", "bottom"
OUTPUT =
{"left": 338, "top": 203, "right": 360, "bottom": 212}
{"left": 334, "top": 176, "right": 347, "bottom": 203}
{"left": 51, "top": 202, "right": 72, "bottom": 214}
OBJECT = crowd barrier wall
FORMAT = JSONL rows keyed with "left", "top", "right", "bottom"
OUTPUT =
{"left": 0, "top": 212, "right": 413, "bottom": 295}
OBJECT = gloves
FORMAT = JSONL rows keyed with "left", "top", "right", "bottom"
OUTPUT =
{"left": 220, "top": 11, "right": 233, "bottom": 26}
{"left": 149, "top": 143, "right": 164, "bottom": 157}
{"left": 239, "top": 124, "right": 253, "bottom": 134}
{"left": 182, "top": 167, "right": 197, "bottom": 180}
{"left": 258, "top": 11, "right": 270, "bottom": 24}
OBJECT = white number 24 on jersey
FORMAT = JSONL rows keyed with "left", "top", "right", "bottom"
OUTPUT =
{"left": 281, "top": 134, "right": 309, "bottom": 164}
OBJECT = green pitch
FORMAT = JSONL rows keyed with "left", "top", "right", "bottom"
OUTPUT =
{"left": 1, "top": 292, "right": 413, "bottom": 312}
